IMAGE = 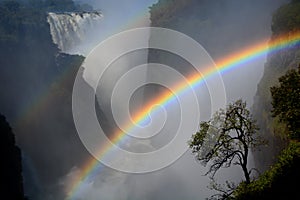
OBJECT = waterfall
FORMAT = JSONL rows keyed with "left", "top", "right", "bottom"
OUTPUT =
{"left": 47, "top": 12, "right": 103, "bottom": 54}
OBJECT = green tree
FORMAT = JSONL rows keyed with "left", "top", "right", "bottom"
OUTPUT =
{"left": 271, "top": 0, "right": 300, "bottom": 35}
{"left": 189, "top": 99, "right": 266, "bottom": 198}
{"left": 270, "top": 65, "right": 300, "bottom": 139}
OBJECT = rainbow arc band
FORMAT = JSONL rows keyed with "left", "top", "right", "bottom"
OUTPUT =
{"left": 67, "top": 31, "right": 300, "bottom": 199}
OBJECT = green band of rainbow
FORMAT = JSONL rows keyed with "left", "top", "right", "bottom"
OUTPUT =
{"left": 66, "top": 31, "right": 300, "bottom": 199}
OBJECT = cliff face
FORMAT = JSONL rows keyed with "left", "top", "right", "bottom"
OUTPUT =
{"left": 0, "top": 0, "right": 78, "bottom": 121}
{"left": 149, "top": 0, "right": 288, "bottom": 59}
{"left": 147, "top": 0, "right": 288, "bottom": 102}
{"left": 0, "top": 114, "right": 26, "bottom": 200}
{"left": 148, "top": 0, "right": 297, "bottom": 170}
{"left": 252, "top": 0, "right": 300, "bottom": 170}
{"left": 0, "top": 1, "right": 94, "bottom": 199}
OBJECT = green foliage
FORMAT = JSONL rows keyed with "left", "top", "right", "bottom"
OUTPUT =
{"left": 189, "top": 121, "right": 209, "bottom": 152}
{"left": 0, "top": 0, "right": 93, "bottom": 46}
{"left": 149, "top": 0, "right": 193, "bottom": 27}
{"left": 271, "top": 65, "right": 300, "bottom": 139}
{"left": 272, "top": 0, "right": 300, "bottom": 35}
{"left": 43, "top": 0, "right": 86, "bottom": 12}
{"left": 0, "top": 1, "right": 22, "bottom": 42}
{"left": 234, "top": 141, "right": 300, "bottom": 199}
{"left": 0, "top": 0, "right": 93, "bottom": 31}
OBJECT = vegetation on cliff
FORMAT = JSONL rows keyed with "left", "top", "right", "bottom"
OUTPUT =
{"left": 252, "top": 0, "right": 300, "bottom": 169}
{"left": 233, "top": 0, "right": 300, "bottom": 198}
{"left": 270, "top": 66, "right": 300, "bottom": 139}
{"left": 234, "top": 141, "right": 300, "bottom": 199}
{"left": 272, "top": 0, "right": 300, "bottom": 35}
{"left": 235, "top": 51, "right": 300, "bottom": 199}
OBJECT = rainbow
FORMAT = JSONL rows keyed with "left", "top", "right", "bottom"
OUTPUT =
{"left": 65, "top": 31, "right": 300, "bottom": 199}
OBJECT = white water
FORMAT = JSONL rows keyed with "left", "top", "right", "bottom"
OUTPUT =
{"left": 47, "top": 12, "right": 102, "bottom": 54}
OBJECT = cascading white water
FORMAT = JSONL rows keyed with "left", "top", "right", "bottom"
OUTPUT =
{"left": 47, "top": 12, "right": 102, "bottom": 54}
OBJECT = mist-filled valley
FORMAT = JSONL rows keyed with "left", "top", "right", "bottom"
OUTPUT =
{"left": 1, "top": 0, "right": 300, "bottom": 200}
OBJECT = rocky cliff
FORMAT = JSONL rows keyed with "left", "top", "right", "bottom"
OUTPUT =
{"left": 252, "top": 0, "right": 300, "bottom": 170}
{"left": 0, "top": 114, "right": 27, "bottom": 200}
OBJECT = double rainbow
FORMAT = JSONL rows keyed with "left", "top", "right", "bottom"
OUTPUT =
{"left": 66, "top": 31, "right": 300, "bottom": 199}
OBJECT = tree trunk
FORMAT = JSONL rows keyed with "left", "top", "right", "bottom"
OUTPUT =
{"left": 242, "top": 145, "right": 250, "bottom": 184}
{"left": 242, "top": 163, "right": 251, "bottom": 184}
